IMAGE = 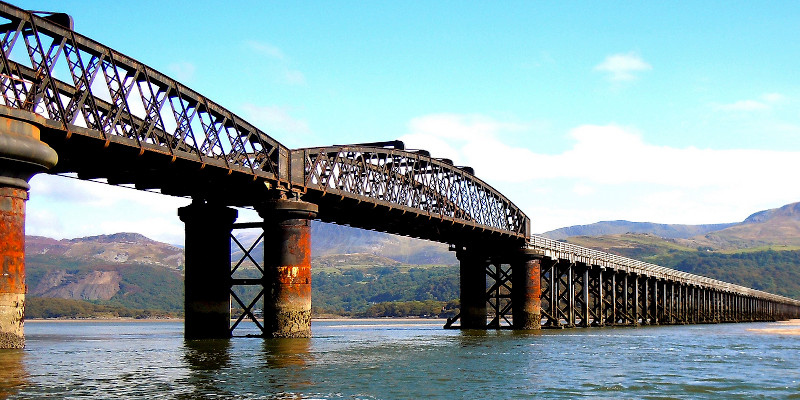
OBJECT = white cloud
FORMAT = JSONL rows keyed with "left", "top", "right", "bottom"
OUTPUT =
{"left": 27, "top": 175, "right": 190, "bottom": 244}
{"left": 399, "top": 114, "right": 800, "bottom": 232}
{"left": 247, "top": 41, "right": 306, "bottom": 85}
{"left": 284, "top": 69, "right": 306, "bottom": 85}
{"left": 241, "top": 104, "right": 310, "bottom": 136}
{"left": 572, "top": 183, "right": 595, "bottom": 196}
{"left": 714, "top": 99, "right": 768, "bottom": 111}
{"left": 594, "top": 52, "right": 652, "bottom": 81}
{"left": 761, "top": 93, "right": 787, "bottom": 103}
{"left": 167, "top": 62, "right": 196, "bottom": 83}
{"left": 247, "top": 41, "right": 286, "bottom": 60}
{"left": 714, "top": 92, "right": 787, "bottom": 112}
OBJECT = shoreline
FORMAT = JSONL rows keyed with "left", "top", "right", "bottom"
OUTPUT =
{"left": 746, "top": 319, "right": 800, "bottom": 336}
{"left": 26, "top": 318, "right": 800, "bottom": 329}
{"left": 25, "top": 317, "right": 447, "bottom": 323}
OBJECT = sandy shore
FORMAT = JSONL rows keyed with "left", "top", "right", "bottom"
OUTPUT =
{"left": 746, "top": 319, "right": 800, "bottom": 336}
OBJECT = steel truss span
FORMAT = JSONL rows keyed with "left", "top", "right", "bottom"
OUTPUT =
{"left": 0, "top": 1, "right": 529, "bottom": 243}
{"left": 0, "top": 3, "right": 286, "bottom": 180}
{"left": 293, "top": 146, "right": 529, "bottom": 243}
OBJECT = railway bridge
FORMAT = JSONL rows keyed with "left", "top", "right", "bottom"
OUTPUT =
{"left": 0, "top": 2, "right": 797, "bottom": 348}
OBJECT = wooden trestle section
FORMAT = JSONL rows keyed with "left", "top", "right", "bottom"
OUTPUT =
{"left": 448, "top": 236, "right": 800, "bottom": 330}
{"left": 532, "top": 236, "right": 800, "bottom": 328}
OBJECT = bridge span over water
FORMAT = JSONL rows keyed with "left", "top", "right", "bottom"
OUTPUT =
{"left": 0, "top": 2, "right": 797, "bottom": 348}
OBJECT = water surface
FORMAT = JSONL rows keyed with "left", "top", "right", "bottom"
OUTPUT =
{"left": 2, "top": 320, "right": 799, "bottom": 399}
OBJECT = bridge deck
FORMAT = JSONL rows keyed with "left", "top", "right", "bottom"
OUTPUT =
{"left": 529, "top": 235, "right": 800, "bottom": 305}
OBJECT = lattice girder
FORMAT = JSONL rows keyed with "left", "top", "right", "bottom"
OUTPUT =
{"left": 0, "top": 3, "right": 286, "bottom": 181}
{"left": 295, "top": 146, "right": 529, "bottom": 242}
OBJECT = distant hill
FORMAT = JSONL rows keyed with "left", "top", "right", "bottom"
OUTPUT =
{"left": 27, "top": 233, "right": 184, "bottom": 270}
{"left": 232, "top": 221, "right": 455, "bottom": 266}
{"left": 687, "top": 202, "right": 800, "bottom": 251}
{"left": 565, "top": 233, "right": 697, "bottom": 260}
{"left": 25, "top": 233, "right": 185, "bottom": 313}
{"left": 559, "top": 201, "right": 800, "bottom": 299}
{"left": 560, "top": 203, "right": 800, "bottom": 255}
{"left": 542, "top": 220, "right": 737, "bottom": 240}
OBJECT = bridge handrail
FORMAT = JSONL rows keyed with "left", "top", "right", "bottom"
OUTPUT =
{"left": 528, "top": 235, "right": 800, "bottom": 305}
{"left": 292, "top": 146, "right": 530, "bottom": 238}
{"left": 0, "top": 2, "right": 288, "bottom": 180}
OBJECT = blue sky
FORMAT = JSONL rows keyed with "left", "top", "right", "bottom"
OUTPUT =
{"left": 17, "top": 1, "right": 800, "bottom": 244}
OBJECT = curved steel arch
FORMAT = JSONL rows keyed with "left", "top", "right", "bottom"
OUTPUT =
{"left": 292, "top": 145, "right": 530, "bottom": 242}
{"left": 0, "top": 2, "right": 287, "bottom": 181}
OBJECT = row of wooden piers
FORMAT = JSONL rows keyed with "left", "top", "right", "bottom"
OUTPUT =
{"left": 449, "top": 238, "right": 800, "bottom": 330}
{"left": 539, "top": 259, "right": 799, "bottom": 328}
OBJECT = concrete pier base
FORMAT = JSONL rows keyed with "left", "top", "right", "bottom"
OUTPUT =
{"left": 511, "top": 251, "right": 542, "bottom": 330}
{"left": 179, "top": 201, "right": 238, "bottom": 340}
{"left": 258, "top": 199, "right": 318, "bottom": 338}
{"left": 0, "top": 115, "right": 57, "bottom": 349}
{"left": 458, "top": 250, "right": 488, "bottom": 329}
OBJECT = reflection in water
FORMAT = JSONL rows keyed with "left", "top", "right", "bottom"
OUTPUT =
{"left": 263, "top": 338, "right": 311, "bottom": 368}
{"left": 183, "top": 339, "right": 231, "bottom": 370}
{"left": 0, "top": 349, "right": 28, "bottom": 398}
{"left": 179, "top": 339, "right": 232, "bottom": 398}
{"left": 262, "top": 338, "right": 313, "bottom": 393}
{"left": 458, "top": 328, "right": 489, "bottom": 348}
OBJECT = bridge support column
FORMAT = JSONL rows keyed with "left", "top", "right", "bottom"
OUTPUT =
{"left": 0, "top": 115, "right": 57, "bottom": 349}
{"left": 179, "top": 201, "right": 238, "bottom": 340}
{"left": 258, "top": 199, "right": 318, "bottom": 338}
{"left": 457, "top": 249, "right": 487, "bottom": 329}
{"left": 511, "top": 250, "right": 541, "bottom": 330}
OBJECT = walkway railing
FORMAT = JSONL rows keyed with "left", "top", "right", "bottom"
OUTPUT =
{"left": 528, "top": 235, "right": 800, "bottom": 305}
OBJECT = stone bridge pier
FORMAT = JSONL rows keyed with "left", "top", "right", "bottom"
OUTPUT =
{"left": 0, "top": 113, "right": 58, "bottom": 349}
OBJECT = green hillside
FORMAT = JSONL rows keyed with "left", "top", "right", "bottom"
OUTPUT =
{"left": 564, "top": 233, "right": 800, "bottom": 299}
{"left": 26, "top": 253, "right": 184, "bottom": 314}
{"left": 566, "top": 233, "right": 697, "bottom": 260}
{"left": 25, "top": 297, "right": 176, "bottom": 319}
{"left": 312, "top": 265, "right": 459, "bottom": 316}
{"left": 650, "top": 250, "right": 800, "bottom": 299}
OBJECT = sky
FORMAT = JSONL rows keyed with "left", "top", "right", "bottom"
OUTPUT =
{"left": 14, "top": 1, "right": 800, "bottom": 245}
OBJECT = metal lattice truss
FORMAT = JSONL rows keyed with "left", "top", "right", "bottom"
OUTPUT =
{"left": 0, "top": 2, "right": 531, "bottom": 241}
{"left": 486, "top": 262, "right": 513, "bottom": 328}
{"left": 229, "top": 225, "right": 267, "bottom": 336}
{"left": 294, "top": 146, "right": 529, "bottom": 238}
{"left": 0, "top": 3, "right": 285, "bottom": 178}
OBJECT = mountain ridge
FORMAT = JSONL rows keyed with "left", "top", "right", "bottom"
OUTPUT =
{"left": 544, "top": 202, "right": 800, "bottom": 252}
{"left": 542, "top": 220, "right": 738, "bottom": 240}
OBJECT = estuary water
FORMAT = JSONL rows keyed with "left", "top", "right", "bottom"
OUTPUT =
{"left": 1, "top": 319, "right": 799, "bottom": 399}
